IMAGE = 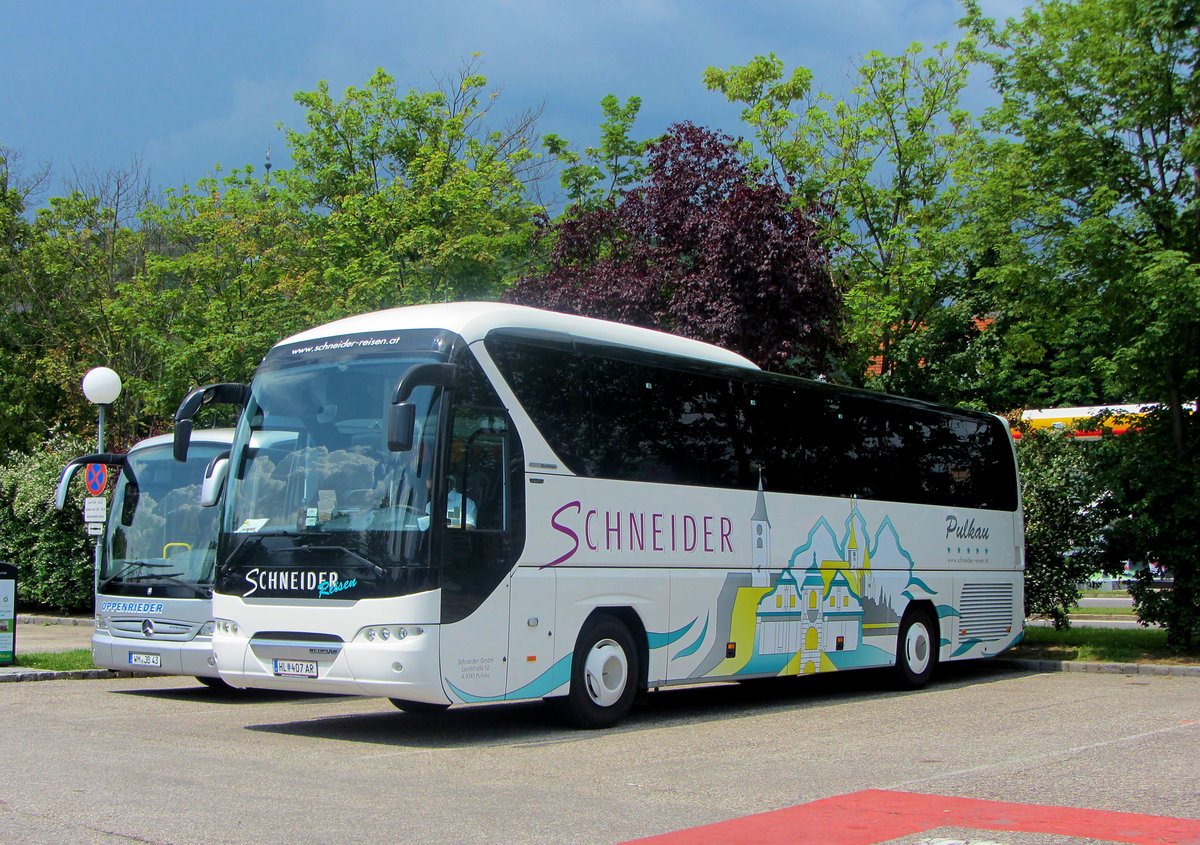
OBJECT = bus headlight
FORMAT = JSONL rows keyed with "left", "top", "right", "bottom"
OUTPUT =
{"left": 199, "top": 621, "right": 216, "bottom": 637}
{"left": 214, "top": 619, "right": 239, "bottom": 635}
{"left": 358, "top": 626, "right": 423, "bottom": 643}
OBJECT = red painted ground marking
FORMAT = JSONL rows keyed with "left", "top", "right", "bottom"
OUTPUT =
{"left": 627, "top": 789, "right": 1200, "bottom": 845}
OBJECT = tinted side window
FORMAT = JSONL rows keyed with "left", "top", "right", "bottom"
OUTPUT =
{"left": 484, "top": 335, "right": 592, "bottom": 475}
{"left": 486, "top": 334, "right": 1017, "bottom": 511}
{"left": 486, "top": 335, "right": 748, "bottom": 488}
{"left": 586, "top": 355, "right": 746, "bottom": 487}
{"left": 747, "top": 377, "right": 1017, "bottom": 510}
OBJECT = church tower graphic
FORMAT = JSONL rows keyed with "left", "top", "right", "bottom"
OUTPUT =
{"left": 750, "top": 476, "right": 771, "bottom": 587}
{"left": 752, "top": 498, "right": 866, "bottom": 674}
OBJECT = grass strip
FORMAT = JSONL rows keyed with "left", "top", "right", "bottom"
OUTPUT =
{"left": 1010, "top": 625, "right": 1199, "bottom": 665}
{"left": 1067, "top": 605, "right": 1135, "bottom": 617}
{"left": 11, "top": 649, "right": 94, "bottom": 671}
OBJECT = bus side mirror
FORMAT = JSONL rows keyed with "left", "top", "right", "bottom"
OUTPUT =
{"left": 388, "top": 404, "right": 417, "bottom": 452}
{"left": 387, "top": 363, "right": 457, "bottom": 453}
{"left": 54, "top": 453, "right": 126, "bottom": 510}
{"left": 55, "top": 461, "right": 85, "bottom": 511}
{"left": 174, "top": 419, "right": 194, "bottom": 463}
{"left": 200, "top": 452, "right": 230, "bottom": 507}
{"left": 174, "top": 382, "right": 250, "bottom": 462}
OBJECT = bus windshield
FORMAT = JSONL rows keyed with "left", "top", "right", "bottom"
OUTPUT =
{"left": 103, "top": 441, "right": 227, "bottom": 598}
{"left": 217, "top": 330, "right": 451, "bottom": 601}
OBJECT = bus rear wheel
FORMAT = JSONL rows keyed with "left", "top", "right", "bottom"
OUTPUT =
{"left": 559, "top": 615, "right": 639, "bottom": 729}
{"left": 895, "top": 607, "right": 937, "bottom": 689}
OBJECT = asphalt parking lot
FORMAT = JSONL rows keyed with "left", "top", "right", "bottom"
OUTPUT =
{"left": 2, "top": 626, "right": 1198, "bottom": 845}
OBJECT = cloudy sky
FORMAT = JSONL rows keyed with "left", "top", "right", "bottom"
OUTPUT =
{"left": 3, "top": 0, "right": 1027, "bottom": 204}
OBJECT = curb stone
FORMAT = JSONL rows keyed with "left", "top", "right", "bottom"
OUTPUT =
{"left": 0, "top": 668, "right": 145, "bottom": 683}
{"left": 16, "top": 614, "right": 93, "bottom": 626}
{"left": 993, "top": 658, "right": 1200, "bottom": 678}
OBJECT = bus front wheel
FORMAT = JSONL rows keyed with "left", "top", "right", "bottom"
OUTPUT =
{"left": 895, "top": 607, "right": 937, "bottom": 689}
{"left": 559, "top": 615, "right": 639, "bottom": 729}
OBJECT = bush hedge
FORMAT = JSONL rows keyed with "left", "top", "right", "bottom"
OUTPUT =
{"left": 0, "top": 430, "right": 95, "bottom": 614}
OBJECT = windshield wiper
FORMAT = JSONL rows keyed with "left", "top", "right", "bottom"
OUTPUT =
{"left": 299, "top": 545, "right": 387, "bottom": 577}
{"left": 138, "top": 573, "right": 211, "bottom": 599}
{"left": 99, "top": 560, "right": 172, "bottom": 591}
{"left": 218, "top": 530, "right": 330, "bottom": 577}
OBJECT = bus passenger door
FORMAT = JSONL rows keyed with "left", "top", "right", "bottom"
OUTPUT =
{"left": 436, "top": 349, "right": 528, "bottom": 703}
{"left": 507, "top": 566, "right": 557, "bottom": 699}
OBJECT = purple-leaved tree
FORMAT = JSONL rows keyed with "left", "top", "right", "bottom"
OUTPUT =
{"left": 505, "top": 123, "right": 842, "bottom": 374}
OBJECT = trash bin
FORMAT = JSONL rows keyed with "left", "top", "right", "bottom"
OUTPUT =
{"left": 0, "top": 561, "right": 14, "bottom": 665}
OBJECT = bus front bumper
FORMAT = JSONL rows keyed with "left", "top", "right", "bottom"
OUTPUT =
{"left": 92, "top": 630, "right": 218, "bottom": 678}
{"left": 212, "top": 625, "right": 448, "bottom": 703}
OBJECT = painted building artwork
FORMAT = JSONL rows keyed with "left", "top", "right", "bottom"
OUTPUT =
{"left": 690, "top": 485, "right": 935, "bottom": 681}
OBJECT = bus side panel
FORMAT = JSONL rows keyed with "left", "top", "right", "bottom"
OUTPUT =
{"left": 504, "top": 566, "right": 559, "bottom": 699}
{"left": 552, "top": 566, "right": 671, "bottom": 688}
{"left": 666, "top": 569, "right": 750, "bottom": 682}
{"left": 942, "top": 572, "right": 1025, "bottom": 662}
{"left": 439, "top": 581, "right": 512, "bottom": 704}
{"left": 525, "top": 475, "right": 1023, "bottom": 688}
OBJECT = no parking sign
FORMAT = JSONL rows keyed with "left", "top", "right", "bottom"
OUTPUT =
{"left": 84, "top": 463, "right": 107, "bottom": 495}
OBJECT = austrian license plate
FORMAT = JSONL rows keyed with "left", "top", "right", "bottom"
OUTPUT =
{"left": 129, "top": 652, "right": 161, "bottom": 668}
{"left": 273, "top": 659, "right": 318, "bottom": 678}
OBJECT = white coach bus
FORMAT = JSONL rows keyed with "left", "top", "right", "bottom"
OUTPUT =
{"left": 57, "top": 429, "right": 235, "bottom": 684}
{"left": 174, "top": 302, "right": 1023, "bottom": 727}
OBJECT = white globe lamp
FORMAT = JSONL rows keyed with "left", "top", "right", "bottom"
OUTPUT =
{"left": 82, "top": 367, "right": 122, "bottom": 451}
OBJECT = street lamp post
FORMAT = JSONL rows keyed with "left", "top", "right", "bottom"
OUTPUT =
{"left": 82, "top": 367, "right": 122, "bottom": 452}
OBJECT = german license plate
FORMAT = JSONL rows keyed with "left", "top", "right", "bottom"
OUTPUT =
{"left": 273, "top": 659, "right": 318, "bottom": 678}
{"left": 129, "top": 652, "right": 161, "bottom": 667}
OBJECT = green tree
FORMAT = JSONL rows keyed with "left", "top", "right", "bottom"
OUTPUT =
{"left": 124, "top": 167, "right": 309, "bottom": 419}
{"left": 0, "top": 160, "right": 153, "bottom": 452}
{"left": 963, "top": 0, "right": 1200, "bottom": 646}
{"left": 280, "top": 62, "right": 544, "bottom": 313}
{"left": 127, "top": 62, "right": 548, "bottom": 422}
{"left": 1015, "top": 428, "right": 1108, "bottom": 628}
{"left": 541, "top": 94, "right": 652, "bottom": 210}
{"left": 705, "top": 45, "right": 994, "bottom": 402}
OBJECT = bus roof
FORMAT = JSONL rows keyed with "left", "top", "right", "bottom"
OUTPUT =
{"left": 129, "top": 429, "right": 236, "bottom": 453}
{"left": 277, "top": 302, "right": 761, "bottom": 371}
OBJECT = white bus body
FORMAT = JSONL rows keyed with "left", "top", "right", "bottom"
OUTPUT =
{"left": 58, "top": 430, "right": 234, "bottom": 681}
{"left": 190, "top": 303, "right": 1023, "bottom": 726}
